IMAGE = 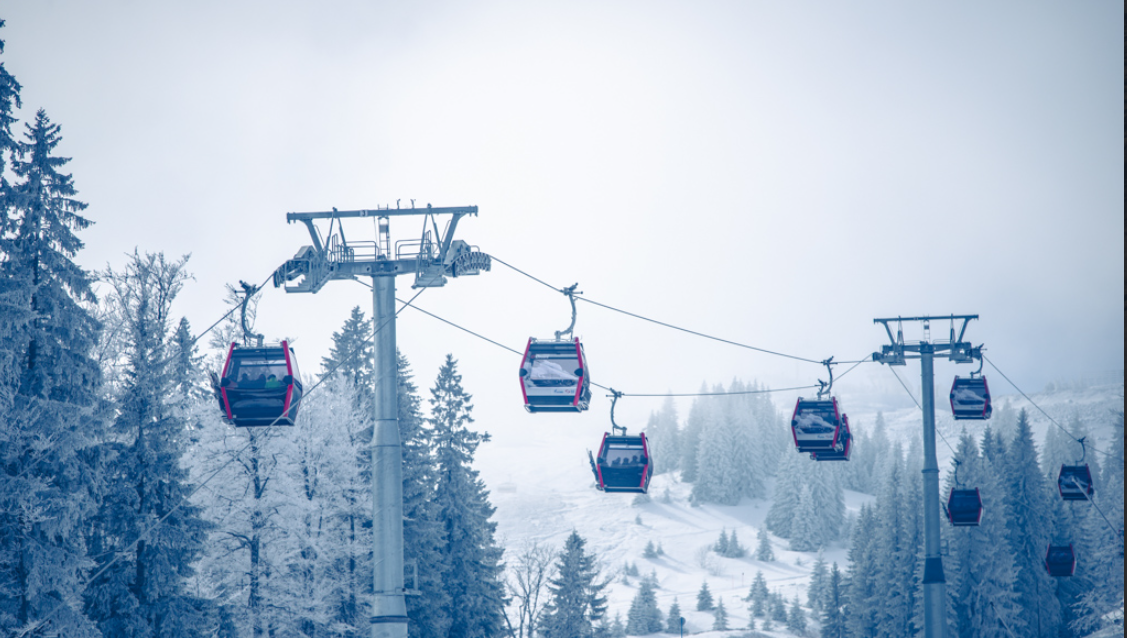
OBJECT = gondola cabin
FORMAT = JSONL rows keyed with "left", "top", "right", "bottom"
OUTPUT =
{"left": 217, "top": 341, "right": 303, "bottom": 427}
{"left": 589, "top": 433, "right": 653, "bottom": 494}
{"left": 945, "top": 488, "right": 983, "bottom": 526}
{"left": 950, "top": 376, "right": 992, "bottom": 420}
{"left": 791, "top": 398, "right": 843, "bottom": 453}
{"left": 519, "top": 338, "right": 591, "bottom": 413}
{"left": 1045, "top": 544, "right": 1076, "bottom": 577}
{"left": 812, "top": 414, "right": 852, "bottom": 461}
{"left": 1058, "top": 465, "right": 1094, "bottom": 501}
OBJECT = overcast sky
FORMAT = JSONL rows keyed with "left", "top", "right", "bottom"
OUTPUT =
{"left": 3, "top": 2, "right": 1122, "bottom": 435}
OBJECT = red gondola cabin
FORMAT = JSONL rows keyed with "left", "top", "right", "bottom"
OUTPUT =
{"left": 519, "top": 338, "right": 591, "bottom": 413}
{"left": 588, "top": 433, "right": 653, "bottom": 494}
{"left": 216, "top": 341, "right": 303, "bottom": 427}
{"left": 945, "top": 488, "right": 983, "bottom": 526}
{"left": 792, "top": 397, "right": 843, "bottom": 453}
{"left": 1045, "top": 544, "right": 1076, "bottom": 577}
{"left": 1058, "top": 465, "right": 1094, "bottom": 501}
{"left": 950, "top": 376, "right": 992, "bottom": 420}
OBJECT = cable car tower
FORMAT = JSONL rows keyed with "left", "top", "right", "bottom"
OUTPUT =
{"left": 273, "top": 202, "right": 490, "bottom": 638}
{"left": 872, "top": 314, "right": 982, "bottom": 638}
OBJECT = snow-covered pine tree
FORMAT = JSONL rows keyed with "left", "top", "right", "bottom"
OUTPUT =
{"left": 821, "top": 563, "right": 846, "bottom": 638}
{"left": 728, "top": 529, "right": 746, "bottom": 558}
{"left": 765, "top": 447, "right": 803, "bottom": 537}
{"left": 645, "top": 394, "right": 680, "bottom": 474}
{"left": 84, "top": 251, "right": 215, "bottom": 638}
{"left": 538, "top": 530, "right": 609, "bottom": 638}
{"left": 320, "top": 306, "right": 373, "bottom": 391}
{"left": 1071, "top": 411, "right": 1124, "bottom": 635}
{"left": 696, "top": 581, "right": 713, "bottom": 611}
{"left": 714, "top": 529, "right": 730, "bottom": 555}
{"left": 429, "top": 354, "right": 504, "bottom": 638}
{"left": 786, "top": 595, "right": 807, "bottom": 635}
{"left": 789, "top": 483, "right": 819, "bottom": 551}
{"left": 754, "top": 526, "right": 775, "bottom": 561}
{"left": 871, "top": 448, "right": 920, "bottom": 637}
{"left": 679, "top": 384, "right": 710, "bottom": 483}
{"left": 842, "top": 503, "right": 879, "bottom": 637}
{"left": 769, "top": 590, "right": 788, "bottom": 623}
{"left": 624, "top": 577, "right": 663, "bottom": 635}
{"left": 807, "top": 551, "right": 828, "bottom": 614}
{"left": 0, "top": 105, "right": 105, "bottom": 638}
{"left": 712, "top": 596, "right": 729, "bottom": 631}
{"left": 747, "top": 570, "right": 769, "bottom": 617}
{"left": 1003, "top": 409, "right": 1061, "bottom": 636}
{"left": 943, "top": 430, "right": 1021, "bottom": 638}
{"left": 395, "top": 349, "right": 451, "bottom": 637}
{"left": 643, "top": 540, "right": 658, "bottom": 559}
{"left": 665, "top": 598, "right": 682, "bottom": 633}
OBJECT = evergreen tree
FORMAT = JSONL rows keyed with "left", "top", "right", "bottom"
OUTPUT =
{"left": 944, "top": 430, "right": 1021, "bottom": 638}
{"left": 679, "top": 385, "right": 710, "bottom": 482}
{"left": 320, "top": 305, "right": 373, "bottom": 391}
{"left": 84, "top": 252, "right": 214, "bottom": 638}
{"left": 820, "top": 563, "right": 846, "bottom": 638}
{"left": 665, "top": 598, "right": 682, "bottom": 634}
{"left": 624, "top": 577, "right": 663, "bottom": 635}
{"left": 786, "top": 595, "right": 807, "bottom": 635}
{"left": 643, "top": 540, "right": 658, "bottom": 559}
{"left": 608, "top": 612, "right": 627, "bottom": 638}
{"left": 711, "top": 596, "right": 729, "bottom": 631}
{"left": 727, "top": 529, "right": 746, "bottom": 558}
{"left": 0, "top": 105, "right": 104, "bottom": 638}
{"left": 807, "top": 551, "right": 829, "bottom": 614}
{"left": 645, "top": 395, "right": 680, "bottom": 475}
{"left": 398, "top": 350, "right": 450, "bottom": 638}
{"left": 539, "top": 530, "right": 609, "bottom": 638}
{"left": 872, "top": 448, "right": 920, "bottom": 638}
{"left": 429, "top": 354, "right": 505, "bottom": 638}
{"left": 843, "top": 503, "right": 880, "bottom": 637}
{"left": 746, "top": 570, "right": 769, "bottom": 616}
{"left": 765, "top": 449, "right": 803, "bottom": 537}
{"left": 770, "top": 590, "right": 788, "bottom": 623}
{"left": 754, "top": 526, "right": 775, "bottom": 562}
{"left": 1002, "top": 409, "right": 1060, "bottom": 636}
{"left": 789, "top": 483, "right": 819, "bottom": 551}
{"left": 696, "top": 581, "right": 713, "bottom": 611}
{"left": 1071, "top": 411, "right": 1124, "bottom": 634}
{"left": 714, "top": 529, "right": 730, "bottom": 556}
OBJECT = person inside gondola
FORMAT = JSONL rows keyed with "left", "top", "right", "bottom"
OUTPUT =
{"left": 239, "top": 373, "right": 250, "bottom": 387}
{"left": 265, "top": 374, "right": 282, "bottom": 389}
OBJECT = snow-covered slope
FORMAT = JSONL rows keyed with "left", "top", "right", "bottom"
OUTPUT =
{"left": 475, "top": 381, "right": 1123, "bottom": 636}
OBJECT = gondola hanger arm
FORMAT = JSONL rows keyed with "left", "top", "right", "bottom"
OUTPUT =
{"left": 554, "top": 283, "right": 581, "bottom": 341}
{"left": 608, "top": 388, "right": 626, "bottom": 435}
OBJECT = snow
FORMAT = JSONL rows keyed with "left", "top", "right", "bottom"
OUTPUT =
{"left": 475, "top": 381, "right": 1122, "bottom": 636}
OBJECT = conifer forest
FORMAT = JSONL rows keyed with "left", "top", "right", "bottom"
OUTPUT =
{"left": 1, "top": 8, "right": 1123, "bottom": 638}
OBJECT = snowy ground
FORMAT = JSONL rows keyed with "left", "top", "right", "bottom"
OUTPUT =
{"left": 475, "top": 381, "right": 1123, "bottom": 636}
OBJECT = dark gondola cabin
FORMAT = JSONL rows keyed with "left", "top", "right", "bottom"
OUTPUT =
{"left": 812, "top": 414, "right": 852, "bottom": 461}
{"left": 217, "top": 341, "right": 303, "bottom": 426}
{"left": 1058, "top": 465, "right": 1094, "bottom": 501}
{"left": 945, "top": 488, "right": 983, "bottom": 526}
{"left": 519, "top": 338, "right": 591, "bottom": 413}
{"left": 1045, "top": 544, "right": 1076, "bottom": 577}
{"left": 950, "top": 376, "right": 992, "bottom": 420}
{"left": 791, "top": 398, "right": 843, "bottom": 453}
{"left": 589, "top": 433, "right": 653, "bottom": 494}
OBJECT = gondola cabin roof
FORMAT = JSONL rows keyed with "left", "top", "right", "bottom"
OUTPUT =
{"left": 791, "top": 397, "right": 843, "bottom": 453}
{"left": 1045, "top": 544, "right": 1076, "bottom": 577}
{"left": 590, "top": 433, "right": 653, "bottom": 494}
{"left": 217, "top": 341, "right": 304, "bottom": 427}
{"left": 1058, "top": 465, "right": 1094, "bottom": 501}
{"left": 946, "top": 488, "right": 983, "bottom": 526}
{"left": 519, "top": 337, "right": 591, "bottom": 413}
{"left": 950, "top": 376, "right": 992, "bottom": 420}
